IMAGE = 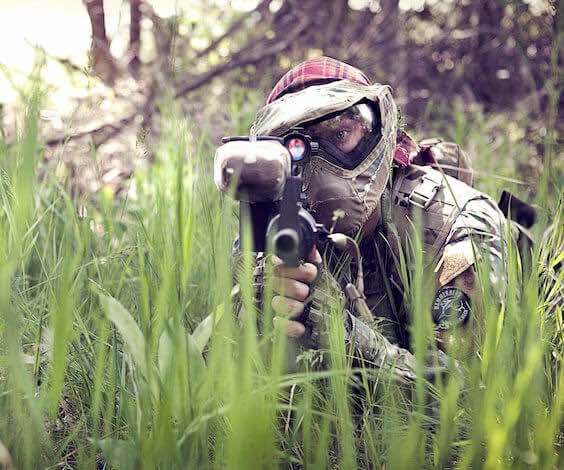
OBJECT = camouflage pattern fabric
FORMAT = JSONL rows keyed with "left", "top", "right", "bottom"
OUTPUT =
{"left": 252, "top": 80, "right": 397, "bottom": 236}
{"left": 337, "top": 164, "right": 509, "bottom": 380}
{"left": 300, "top": 162, "right": 507, "bottom": 382}
{"left": 236, "top": 68, "right": 509, "bottom": 384}
{"left": 230, "top": 164, "right": 509, "bottom": 385}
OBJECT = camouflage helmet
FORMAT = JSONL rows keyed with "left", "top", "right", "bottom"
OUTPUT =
{"left": 251, "top": 58, "right": 398, "bottom": 236}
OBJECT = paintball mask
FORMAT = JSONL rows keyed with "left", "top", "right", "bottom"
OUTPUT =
{"left": 301, "top": 101, "right": 381, "bottom": 170}
{"left": 252, "top": 79, "right": 398, "bottom": 236}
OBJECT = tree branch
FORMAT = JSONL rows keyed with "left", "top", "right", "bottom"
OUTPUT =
{"left": 174, "top": 5, "right": 317, "bottom": 99}
{"left": 195, "top": 0, "right": 272, "bottom": 59}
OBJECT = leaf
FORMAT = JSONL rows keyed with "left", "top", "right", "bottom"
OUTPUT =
{"left": 99, "top": 294, "right": 147, "bottom": 379}
{"left": 157, "top": 319, "right": 205, "bottom": 418}
{"left": 158, "top": 318, "right": 205, "bottom": 381}
{"left": 96, "top": 438, "right": 137, "bottom": 470}
{"left": 191, "top": 304, "right": 224, "bottom": 353}
{"left": 186, "top": 330, "right": 206, "bottom": 385}
{"left": 157, "top": 323, "right": 174, "bottom": 377}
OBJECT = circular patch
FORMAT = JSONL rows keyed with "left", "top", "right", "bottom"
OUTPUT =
{"left": 432, "top": 287, "right": 471, "bottom": 330}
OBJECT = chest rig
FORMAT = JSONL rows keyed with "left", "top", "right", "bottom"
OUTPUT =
{"left": 390, "top": 164, "right": 483, "bottom": 259}
{"left": 361, "top": 162, "right": 486, "bottom": 344}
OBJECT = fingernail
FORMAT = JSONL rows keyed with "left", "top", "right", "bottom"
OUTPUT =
{"left": 314, "top": 250, "right": 322, "bottom": 263}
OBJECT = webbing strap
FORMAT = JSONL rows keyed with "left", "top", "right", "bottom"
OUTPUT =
{"left": 393, "top": 171, "right": 443, "bottom": 210}
{"left": 391, "top": 165, "right": 479, "bottom": 264}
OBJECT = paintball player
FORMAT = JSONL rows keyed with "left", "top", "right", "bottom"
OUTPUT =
{"left": 220, "top": 57, "right": 511, "bottom": 382}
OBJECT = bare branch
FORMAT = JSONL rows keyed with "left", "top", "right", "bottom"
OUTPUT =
{"left": 195, "top": 0, "right": 272, "bottom": 59}
{"left": 174, "top": 8, "right": 316, "bottom": 99}
{"left": 45, "top": 113, "right": 138, "bottom": 148}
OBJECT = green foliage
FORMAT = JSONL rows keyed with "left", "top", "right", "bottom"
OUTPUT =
{"left": 0, "top": 83, "right": 561, "bottom": 469}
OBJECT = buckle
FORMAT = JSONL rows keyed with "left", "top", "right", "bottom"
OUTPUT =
{"left": 408, "top": 175, "right": 441, "bottom": 209}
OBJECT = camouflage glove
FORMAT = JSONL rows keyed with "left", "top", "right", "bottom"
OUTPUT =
{"left": 304, "top": 266, "right": 454, "bottom": 383}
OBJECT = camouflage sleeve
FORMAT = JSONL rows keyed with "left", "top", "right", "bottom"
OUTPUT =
{"left": 307, "top": 266, "right": 455, "bottom": 384}
{"left": 430, "top": 196, "right": 509, "bottom": 354}
{"left": 328, "top": 197, "right": 508, "bottom": 383}
{"left": 343, "top": 313, "right": 453, "bottom": 383}
{"left": 436, "top": 196, "right": 508, "bottom": 295}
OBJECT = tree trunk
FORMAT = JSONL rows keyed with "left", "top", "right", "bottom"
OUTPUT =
{"left": 83, "top": 0, "right": 122, "bottom": 84}
{"left": 84, "top": 0, "right": 108, "bottom": 48}
{"left": 472, "top": 0, "right": 504, "bottom": 106}
{"left": 129, "top": 0, "right": 142, "bottom": 76}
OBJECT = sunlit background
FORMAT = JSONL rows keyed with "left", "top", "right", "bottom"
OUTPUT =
{"left": 0, "top": 0, "right": 549, "bottom": 104}
{"left": 0, "top": 1, "right": 560, "bottom": 468}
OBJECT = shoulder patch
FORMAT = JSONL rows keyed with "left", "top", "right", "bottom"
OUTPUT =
{"left": 432, "top": 286, "right": 471, "bottom": 330}
{"left": 435, "top": 239, "right": 475, "bottom": 286}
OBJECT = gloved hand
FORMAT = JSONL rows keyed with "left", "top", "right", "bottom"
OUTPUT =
{"left": 271, "top": 247, "right": 322, "bottom": 338}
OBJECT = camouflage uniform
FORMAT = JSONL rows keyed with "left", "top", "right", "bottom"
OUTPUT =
{"left": 228, "top": 58, "right": 509, "bottom": 383}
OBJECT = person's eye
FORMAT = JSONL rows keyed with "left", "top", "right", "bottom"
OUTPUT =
{"left": 335, "top": 130, "right": 349, "bottom": 141}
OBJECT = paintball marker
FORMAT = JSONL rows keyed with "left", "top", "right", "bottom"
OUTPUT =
{"left": 214, "top": 129, "right": 328, "bottom": 266}
{"left": 214, "top": 130, "right": 373, "bottom": 327}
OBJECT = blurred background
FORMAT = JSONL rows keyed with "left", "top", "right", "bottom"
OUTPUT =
{"left": 0, "top": 0, "right": 561, "bottom": 198}
{"left": 0, "top": 5, "right": 561, "bottom": 467}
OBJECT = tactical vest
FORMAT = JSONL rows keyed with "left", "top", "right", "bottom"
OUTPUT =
{"left": 361, "top": 140, "right": 488, "bottom": 344}
{"left": 378, "top": 139, "right": 485, "bottom": 276}
{"left": 390, "top": 164, "right": 483, "bottom": 260}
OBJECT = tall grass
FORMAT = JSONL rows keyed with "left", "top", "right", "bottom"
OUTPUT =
{"left": 0, "top": 79, "right": 562, "bottom": 469}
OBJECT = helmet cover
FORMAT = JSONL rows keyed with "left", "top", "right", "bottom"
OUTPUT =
{"left": 251, "top": 79, "right": 398, "bottom": 235}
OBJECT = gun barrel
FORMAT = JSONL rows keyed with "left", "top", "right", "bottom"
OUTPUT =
{"left": 273, "top": 228, "right": 300, "bottom": 263}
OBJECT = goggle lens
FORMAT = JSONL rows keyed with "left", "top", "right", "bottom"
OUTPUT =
{"left": 302, "top": 103, "right": 382, "bottom": 170}
{"left": 286, "top": 138, "right": 307, "bottom": 162}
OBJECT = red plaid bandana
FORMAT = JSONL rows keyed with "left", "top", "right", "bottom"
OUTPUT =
{"left": 266, "top": 57, "right": 371, "bottom": 104}
{"left": 394, "top": 131, "right": 420, "bottom": 167}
